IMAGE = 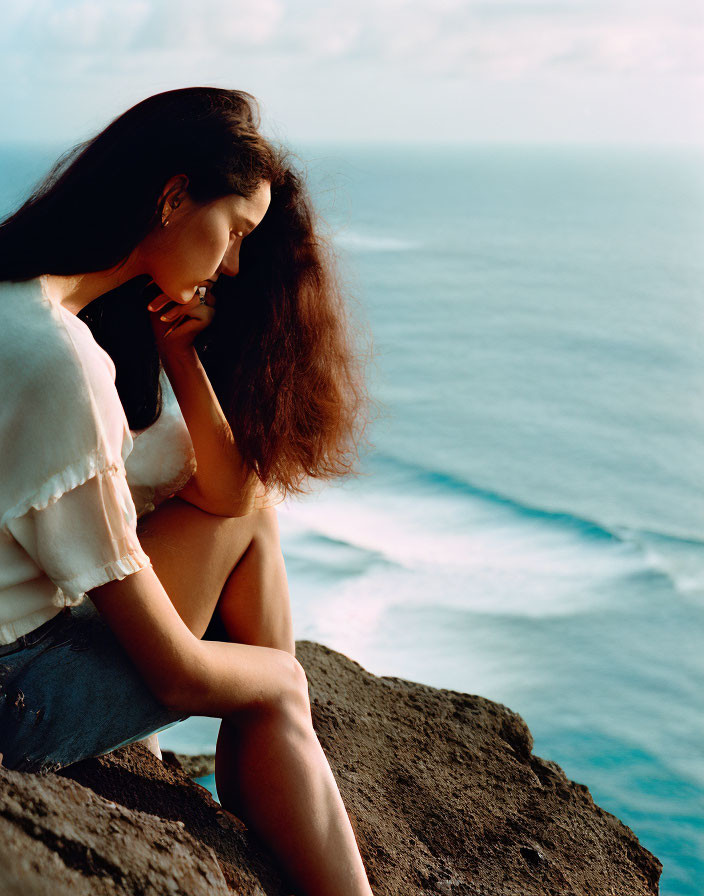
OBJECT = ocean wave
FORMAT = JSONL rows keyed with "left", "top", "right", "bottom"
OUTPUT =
{"left": 368, "top": 451, "right": 704, "bottom": 554}
{"left": 332, "top": 230, "right": 419, "bottom": 252}
{"left": 281, "top": 524, "right": 397, "bottom": 576}
{"left": 279, "top": 452, "right": 704, "bottom": 611}
{"left": 370, "top": 451, "right": 704, "bottom": 603}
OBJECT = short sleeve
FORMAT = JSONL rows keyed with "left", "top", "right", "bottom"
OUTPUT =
{"left": 0, "top": 280, "right": 136, "bottom": 528}
{"left": 6, "top": 466, "right": 152, "bottom": 602}
{"left": 0, "top": 277, "right": 151, "bottom": 600}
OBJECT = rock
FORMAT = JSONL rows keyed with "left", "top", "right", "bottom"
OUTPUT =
{"left": 294, "top": 641, "right": 662, "bottom": 896}
{"left": 0, "top": 760, "right": 230, "bottom": 895}
{"left": 57, "top": 740, "right": 288, "bottom": 895}
{"left": 0, "top": 640, "right": 661, "bottom": 895}
{"left": 164, "top": 752, "right": 215, "bottom": 780}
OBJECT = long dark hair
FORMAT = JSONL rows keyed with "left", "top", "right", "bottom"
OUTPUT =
{"left": 0, "top": 87, "right": 372, "bottom": 497}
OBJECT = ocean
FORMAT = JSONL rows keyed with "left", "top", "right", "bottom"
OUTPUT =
{"left": 1, "top": 142, "right": 702, "bottom": 895}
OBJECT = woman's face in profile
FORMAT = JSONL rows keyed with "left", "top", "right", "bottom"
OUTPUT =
{"left": 141, "top": 179, "right": 271, "bottom": 305}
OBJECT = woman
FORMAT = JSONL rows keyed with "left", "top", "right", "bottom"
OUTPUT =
{"left": 0, "top": 87, "right": 374, "bottom": 895}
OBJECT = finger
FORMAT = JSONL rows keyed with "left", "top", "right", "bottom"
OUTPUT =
{"left": 159, "top": 307, "right": 185, "bottom": 322}
{"left": 162, "top": 319, "right": 185, "bottom": 338}
{"left": 161, "top": 307, "right": 215, "bottom": 334}
{"left": 151, "top": 282, "right": 216, "bottom": 312}
{"left": 160, "top": 293, "right": 215, "bottom": 320}
{"left": 163, "top": 315, "right": 211, "bottom": 338}
{"left": 146, "top": 294, "right": 173, "bottom": 313}
{"left": 159, "top": 304, "right": 215, "bottom": 324}
{"left": 159, "top": 299, "right": 197, "bottom": 321}
{"left": 147, "top": 293, "right": 199, "bottom": 315}
{"left": 147, "top": 293, "right": 168, "bottom": 311}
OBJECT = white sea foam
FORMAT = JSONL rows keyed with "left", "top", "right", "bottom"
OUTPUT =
{"left": 616, "top": 528, "right": 704, "bottom": 604}
{"left": 277, "top": 478, "right": 655, "bottom": 622}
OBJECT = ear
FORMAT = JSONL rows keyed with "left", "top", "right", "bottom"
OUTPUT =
{"left": 158, "top": 174, "right": 190, "bottom": 217}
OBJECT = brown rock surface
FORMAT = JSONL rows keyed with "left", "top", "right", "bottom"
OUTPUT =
{"left": 0, "top": 640, "right": 661, "bottom": 895}
{"left": 0, "top": 759, "right": 229, "bottom": 895}
{"left": 295, "top": 641, "right": 662, "bottom": 895}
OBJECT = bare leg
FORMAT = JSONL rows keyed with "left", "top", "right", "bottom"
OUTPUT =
{"left": 216, "top": 503, "right": 295, "bottom": 654}
{"left": 139, "top": 731, "right": 162, "bottom": 759}
{"left": 136, "top": 498, "right": 373, "bottom": 895}
{"left": 216, "top": 712, "right": 371, "bottom": 895}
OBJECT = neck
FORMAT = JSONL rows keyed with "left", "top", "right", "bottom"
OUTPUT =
{"left": 41, "top": 256, "right": 147, "bottom": 315}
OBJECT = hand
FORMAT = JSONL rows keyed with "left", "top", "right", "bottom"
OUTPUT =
{"left": 146, "top": 285, "right": 216, "bottom": 358}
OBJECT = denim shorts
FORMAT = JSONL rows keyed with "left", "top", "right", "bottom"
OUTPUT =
{"left": 0, "top": 600, "right": 187, "bottom": 773}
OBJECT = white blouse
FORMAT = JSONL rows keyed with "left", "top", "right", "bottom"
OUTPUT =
{"left": 0, "top": 276, "right": 194, "bottom": 645}
{"left": 126, "top": 367, "right": 196, "bottom": 520}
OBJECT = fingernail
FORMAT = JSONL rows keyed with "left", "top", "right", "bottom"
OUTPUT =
{"left": 160, "top": 314, "right": 169, "bottom": 321}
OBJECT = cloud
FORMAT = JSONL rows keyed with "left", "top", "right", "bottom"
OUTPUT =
{"left": 0, "top": 0, "right": 284, "bottom": 53}
{"left": 0, "top": 1, "right": 150, "bottom": 52}
{"left": 133, "top": 0, "right": 285, "bottom": 49}
{"left": 1, "top": 0, "right": 701, "bottom": 79}
{"left": 0, "top": 0, "right": 700, "bottom": 144}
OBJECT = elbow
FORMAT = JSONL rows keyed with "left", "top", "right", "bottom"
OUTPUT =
{"left": 177, "top": 465, "right": 263, "bottom": 518}
{"left": 210, "top": 469, "right": 262, "bottom": 517}
{"left": 179, "top": 485, "right": 258, "bottom": 519}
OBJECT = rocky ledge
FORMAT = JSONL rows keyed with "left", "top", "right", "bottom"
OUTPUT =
{"left": 0, "top": 640, "right": 661, "bottom": 895}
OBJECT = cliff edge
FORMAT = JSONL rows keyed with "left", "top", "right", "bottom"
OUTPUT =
{"left": 0, "top": 640, "right": 662, "bottom": 895}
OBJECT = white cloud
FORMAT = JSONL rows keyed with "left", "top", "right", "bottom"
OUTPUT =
{"left": 0, "top": 0, "right": 284, "bottom": 52}
{"left": 0, "top": 0, "right": 700, "bottom": 144}
{"left": 1, "top": 0, "right": 701, "bottom": 77}
{"left": 133, "top": 0, "right": 285, "bottom": 49}
{"left": 0, "top": 1, "right": 150, "bottom": 51}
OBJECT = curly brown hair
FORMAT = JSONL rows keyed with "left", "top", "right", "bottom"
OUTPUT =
{"left": 0, "top": 86, "right": 374, "bottom": 500}
{"left": 200, "top": 163, "right": 373, "bottom": 498}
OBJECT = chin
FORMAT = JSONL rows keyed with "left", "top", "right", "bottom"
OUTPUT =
{"left": 150, "top": 278, "right": 190, "bottom": 304}
{"left": 171, "top": 285, "right": 196, "bottom": 304}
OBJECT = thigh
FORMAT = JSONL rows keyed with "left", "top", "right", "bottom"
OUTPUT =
{"left": 135, "top": 496, "right": 260, "bottom": 638}
{"left": 0, "top": 600, "right": 184, "bottom": 773}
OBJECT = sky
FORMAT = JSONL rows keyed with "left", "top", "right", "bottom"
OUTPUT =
{"left": 0, "top": 0, "right": 702, "bottom": 147}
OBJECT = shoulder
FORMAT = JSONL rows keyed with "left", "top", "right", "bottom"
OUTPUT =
{"left": 0, "top": 277, "right": 118, "bottom": 409}
{"left": 0, "top": 278, "right": 135, "bottom": 526}
{"left": 0, "top": 277, "right": 132, "bottom": 473}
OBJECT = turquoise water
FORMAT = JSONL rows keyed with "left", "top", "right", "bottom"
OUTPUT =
{"left": 2, "top": 143, "right": 703, "bottom": 894}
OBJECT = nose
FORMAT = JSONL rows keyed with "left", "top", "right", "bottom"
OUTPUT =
{"left": 218, "top": 241, "right": 240, "bottom": 278}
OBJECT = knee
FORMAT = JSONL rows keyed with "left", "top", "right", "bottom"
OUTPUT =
{"left": 257, "top": 652, "right": 311, "bottom": 726}
{"left": 278, "top": 653, "right": 310, "bottom": 716}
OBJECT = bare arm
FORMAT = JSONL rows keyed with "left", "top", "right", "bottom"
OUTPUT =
{"left": 161, "top": 346, "right": 261, "bottom": 518}
{"left": 89, "top": 564, "right": 302, "bottom": 721}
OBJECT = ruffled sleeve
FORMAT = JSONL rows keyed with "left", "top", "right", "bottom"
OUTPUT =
{"left": 0, "top": 277, "right": 151, "bottom": 601}
{"left": 5, "top": 467, "right": 151, "bottom": 602}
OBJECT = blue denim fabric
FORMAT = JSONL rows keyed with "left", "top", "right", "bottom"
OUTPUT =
{"left": 0, "top": 600, "right": 186, "bottom": 773}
